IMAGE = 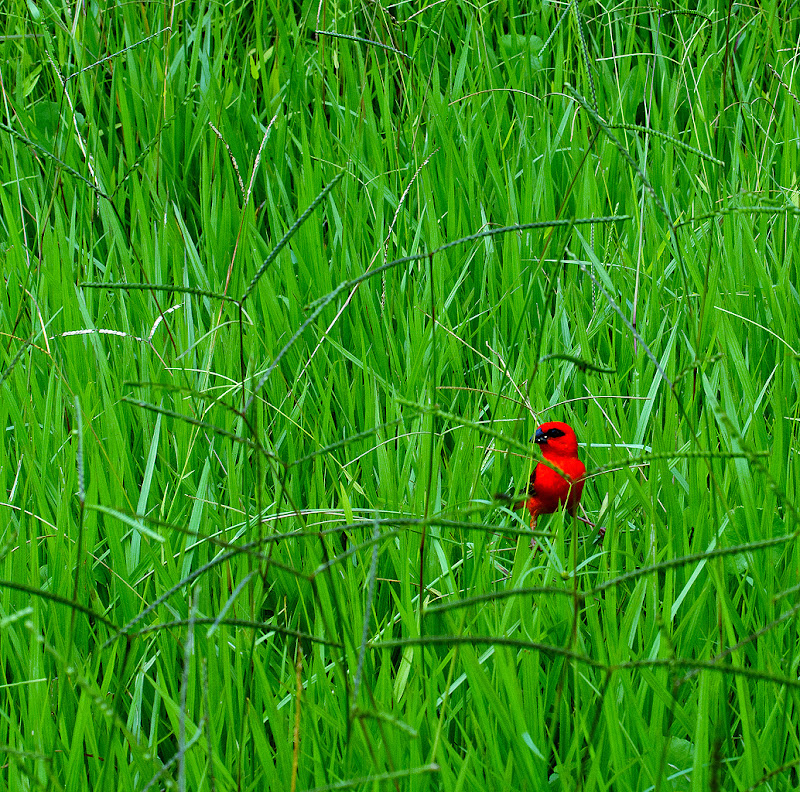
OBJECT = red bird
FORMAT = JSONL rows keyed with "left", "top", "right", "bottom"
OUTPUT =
{"left": 498, "top": 421, "right": 587, "bottom": 543}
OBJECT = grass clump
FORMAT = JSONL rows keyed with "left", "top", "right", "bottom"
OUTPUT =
{"left": 1, "top": 1, "right": 799, "bottom": 790}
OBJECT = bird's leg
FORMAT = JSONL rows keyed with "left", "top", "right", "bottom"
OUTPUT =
{"left": 530, "top": 514, "right": 539, "bottom": 552}
{"left": 577, "top": 515, "right": 606, "bottom": 541}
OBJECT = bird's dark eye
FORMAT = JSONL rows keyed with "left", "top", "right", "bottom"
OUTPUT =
{"left": 546, "top": 428, "right": 566, "bottom": 439}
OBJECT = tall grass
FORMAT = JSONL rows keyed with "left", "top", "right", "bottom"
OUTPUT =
{"left": 1, "top": 0, "right": 799, "bottom": 789}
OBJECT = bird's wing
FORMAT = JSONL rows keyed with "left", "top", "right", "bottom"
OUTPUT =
{"left": 494, "top": 468, "right": 537, "bottom": 509}
{"left": 526, "top": 466, "right": 537, "bottom": 497}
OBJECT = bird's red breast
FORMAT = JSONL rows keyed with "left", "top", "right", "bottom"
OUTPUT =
{"left": 523, "top": 421, "right": 585, "bottom": 518}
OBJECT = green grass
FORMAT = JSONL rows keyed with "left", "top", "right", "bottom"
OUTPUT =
{"left": 2, "top": 0, "right": 800, "bottom": 789}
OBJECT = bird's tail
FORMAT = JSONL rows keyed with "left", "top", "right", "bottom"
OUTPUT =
{"left": 494, "top": 492, "right": 524, "bottom": 510}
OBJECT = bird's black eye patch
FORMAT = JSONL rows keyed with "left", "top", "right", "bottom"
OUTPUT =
{"left": 533, "top": 426, "right": 567, "bottom": 444}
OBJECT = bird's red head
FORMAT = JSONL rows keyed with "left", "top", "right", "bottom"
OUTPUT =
{"left": 533, "top": 421, "right": 580, "bottom": 458}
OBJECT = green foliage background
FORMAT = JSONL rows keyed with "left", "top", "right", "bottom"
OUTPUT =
{"left": 1, "top": 0, "right": 799, "bottom": 789}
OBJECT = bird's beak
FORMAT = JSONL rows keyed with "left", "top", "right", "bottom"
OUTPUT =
{"left": 533, "top": 428, "right": 546, "bottom": 444}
